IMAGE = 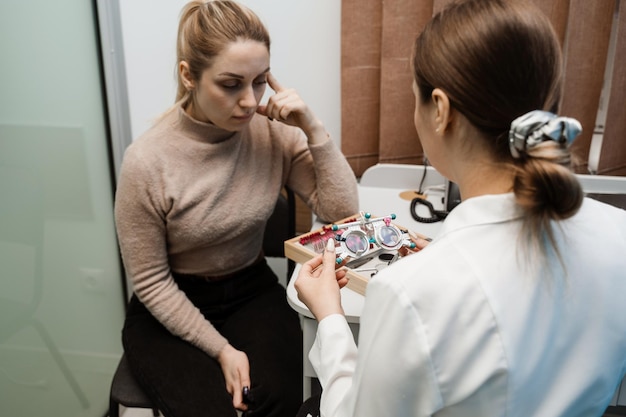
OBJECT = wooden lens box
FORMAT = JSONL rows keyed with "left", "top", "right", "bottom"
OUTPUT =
{"left": 284, "top": 213, "right": 428, "bottom": 296}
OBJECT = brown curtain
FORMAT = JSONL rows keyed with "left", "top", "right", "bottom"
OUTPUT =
{"left": 598, "top": 1, "right": 626, "bottom": 175}
{"left": 341, "top": 0, "right": 625, "bottom": 177}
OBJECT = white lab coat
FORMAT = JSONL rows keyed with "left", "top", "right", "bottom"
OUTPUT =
{"left": 310, "top": 193, "right": 626, "bottom": 417}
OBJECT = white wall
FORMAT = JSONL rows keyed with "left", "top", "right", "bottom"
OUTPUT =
{"left": 119, "top": 0, "right": 342, "bottom": 144}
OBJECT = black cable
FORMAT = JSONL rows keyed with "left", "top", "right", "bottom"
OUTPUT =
{"left": 410, "top": 158, "right": 448, "bottom": 223}
{"left": 410, "top": 197, "right": 449, "bottom": 223}
{"left": 417, "top": 158, "right": 429, "bottom": 194}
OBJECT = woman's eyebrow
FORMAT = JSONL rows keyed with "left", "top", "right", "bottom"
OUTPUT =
{"left": 218, "top": 67, "right": 271, "bottom": 79}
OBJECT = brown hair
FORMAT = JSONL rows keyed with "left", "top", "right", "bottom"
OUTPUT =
{"left": 175, "top": 0, "right": 270, "bottom": 104}
{"left": 413, "top": 0, "right": 582, "bottom": 264}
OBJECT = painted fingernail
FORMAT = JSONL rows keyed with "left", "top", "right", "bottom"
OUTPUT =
{"left": 326, "top": 238, "right": 335, "bottom": 252}
{"left": 242, "top": 386, "right": 254, "bottom": 404}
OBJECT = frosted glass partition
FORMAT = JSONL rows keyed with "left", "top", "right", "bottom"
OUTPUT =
{"left": 0, "top": 1, "right": 126, "bottom": 415}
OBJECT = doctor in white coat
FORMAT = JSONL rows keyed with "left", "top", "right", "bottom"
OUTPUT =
{"left": 294, "top": 0, "right": 626, "bottom": 416}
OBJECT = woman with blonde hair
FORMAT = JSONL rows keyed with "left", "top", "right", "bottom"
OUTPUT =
{"left": 114, "top": 1, "right": 358, "bottom": 416}
{"left": 295, "top": 0, "right": 626, "bottom": 416}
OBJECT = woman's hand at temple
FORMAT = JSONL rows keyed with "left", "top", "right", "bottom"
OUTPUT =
{"left": 256, "top": 73, "right": 327, "bottom": 145}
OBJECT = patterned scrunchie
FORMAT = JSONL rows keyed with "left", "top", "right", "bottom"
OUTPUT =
{"left": 508, "top": 110, "right": 582, "bottom": 159}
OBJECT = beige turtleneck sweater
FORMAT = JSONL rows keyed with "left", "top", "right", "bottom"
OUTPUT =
{"left": 114, "top": 105, "right": 358, "bottom": 357}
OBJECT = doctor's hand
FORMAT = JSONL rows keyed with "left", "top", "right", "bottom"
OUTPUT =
{"left": 256, "top": 73, "right": 327, "bottom": 144}
{"left": 398, "top": 231, "right": 431, "bottom": 257}
{"left": 217, "top": 344, "right": 251, "bottom": 412}
{"left": 295, "top": 239, "right": 348, "bottom": 322}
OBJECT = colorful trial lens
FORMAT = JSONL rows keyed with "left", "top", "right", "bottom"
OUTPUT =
{"left": 342, "top": 229, "right": 370, "bottom": 256}
{"left": 375, "top": 225, "right": 403, "bottom": 250}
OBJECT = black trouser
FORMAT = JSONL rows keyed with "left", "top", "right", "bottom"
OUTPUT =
{"left": 122, "top": 259, "right": 303, "bottom": 417}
